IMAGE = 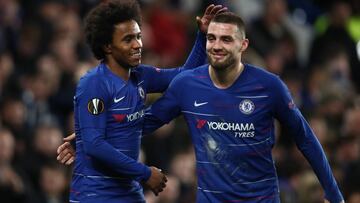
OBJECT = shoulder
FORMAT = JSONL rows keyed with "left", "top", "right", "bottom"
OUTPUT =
{"left": 133, "top": 64, "right": 149, "bottom": 73}
{"left": 75, "top": 64, "right": 113, "bottom": 101}
{"left": 245, "top": 64, "right": 278, "bottom": 80}
{"left": 245, "top": 63, "right": 284, "bottom": 89}
{"left": 133, "top": 64, "right": 159, "bottom": 74}
{"left": 131, "top": 64, "right": 165, "bottom": 82}
{"left": 171, "top": 64, "right": 208, "bottom": 85}
{"left": 170, "top": 64, "right": 209, "bottom": 88}
{"left": 78, "top": 64, "right": 108, "bottom": 87}
{"left": 76, "top": 64, "right": 113, "bottom": 97}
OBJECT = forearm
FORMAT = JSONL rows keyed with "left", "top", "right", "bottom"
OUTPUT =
{"left": 272, "top": 77, "right": 344, "bottom": 202}
{"left": 293, "top": 116, "right": 343, "bottom": 202}
{"left": 142, "top": 91, "right": 181, "bottom": 136}
{"left": 142, "top": 109, "right": 167, "bottom": 136}
{"left": 182, "top": 31, "right": 207, "bottom": 70}
{"left": 82, "top": 128, "right": 151, "bottom": 182}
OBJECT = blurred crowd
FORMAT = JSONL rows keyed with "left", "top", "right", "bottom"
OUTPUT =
{"left": 0, "top": 0, "right": 359, "bottom": 202}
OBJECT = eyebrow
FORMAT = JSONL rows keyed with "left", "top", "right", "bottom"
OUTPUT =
{"left": 121, "top": 32, "right": 141, "bottom": 40}
{"left": 206, "top": 33, "right": 234, "bottom": 39}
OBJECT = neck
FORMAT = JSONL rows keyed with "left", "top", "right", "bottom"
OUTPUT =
{"left": 209, "top": 62, "right": 244, "bottom": 89}
{"left": 106, "top": 57, "right": 131, "bottom": 81}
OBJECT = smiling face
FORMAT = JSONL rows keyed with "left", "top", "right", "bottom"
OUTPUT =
{"left": 206, "top": 22, "right": 248, "bottom": 71}
{"left": 106, "top": 20, "right": 142, "bottom": 69}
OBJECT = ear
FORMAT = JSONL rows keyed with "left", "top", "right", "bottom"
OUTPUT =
{"left": 240, "top": 39, "right": 249, "bottom": 52}
{"left": 103, "top": 44, "right": 112, "bottom": 54}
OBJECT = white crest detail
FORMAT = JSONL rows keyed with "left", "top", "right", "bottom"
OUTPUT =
{"left": 138, "top": 86, "right": 145, "bottom": 99}
{"left": 92, "top": 98, "right": 99, "bottom": 114}
{"left": 239, "top": 99, "right": 255, "bottom": 114}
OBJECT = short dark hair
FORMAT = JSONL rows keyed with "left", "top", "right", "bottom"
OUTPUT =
{"left": 211, "top": 12, "right": 246, "bottom": 39}
{"left": 84, "top": 0, "right": 141, "bottom": 60}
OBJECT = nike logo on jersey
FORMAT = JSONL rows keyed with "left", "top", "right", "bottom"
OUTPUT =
{"left": 194, "top": 101, "right": 208, "bottom": 107}
{"left": 114, "top": 96, "right": 125, "bottom": 103}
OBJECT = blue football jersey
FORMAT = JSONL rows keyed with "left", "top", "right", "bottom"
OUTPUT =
{"left": 145, "top": 64, "right": 344, "bottom": 203}
{"left": 70, "top": 31, "right": 207, "bottom": 203}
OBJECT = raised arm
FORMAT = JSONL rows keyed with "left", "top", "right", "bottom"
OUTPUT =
{"left": 141, "top": 4, "right": 227, "bottom": 93}
{"left": 272, "top": 78, "right": 344, "bottom": 203}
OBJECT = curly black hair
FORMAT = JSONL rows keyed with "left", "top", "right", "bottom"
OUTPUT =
{"left": 84, "top": 0, "right": 141, "bottom": 60}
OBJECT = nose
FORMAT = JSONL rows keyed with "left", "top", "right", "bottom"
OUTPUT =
{"left": 211, "top": 39, "right": 222, "bottom": 51}
{"left": 133, "top": 38, "right": 142, "bottom": 49}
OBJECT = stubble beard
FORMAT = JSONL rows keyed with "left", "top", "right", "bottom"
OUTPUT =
{"left": 208, "top": 53, "right": 236, "bottom": 71}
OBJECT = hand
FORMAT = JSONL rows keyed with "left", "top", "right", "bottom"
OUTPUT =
{"left": 196, "top": 4, "right": 228, "bottom": 33}
{"left": 56, "top": 133, "right": 76, "bottom": 165}
{"left": 144, "top": 166, "right": 167, "bottom": 196}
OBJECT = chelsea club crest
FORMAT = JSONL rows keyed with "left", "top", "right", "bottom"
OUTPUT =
{"left": 138, "top": 86, "right": 145, "bottom": 99}
{"left": 239, "top": 99, "right": 255, "bottom": 115}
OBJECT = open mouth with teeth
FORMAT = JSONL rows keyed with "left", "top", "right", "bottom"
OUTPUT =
{"left": 130, "top": 52, "right": 141, "bottom": 60}
{"left": 131, "top": 52, "right": 141, "bottom": 56}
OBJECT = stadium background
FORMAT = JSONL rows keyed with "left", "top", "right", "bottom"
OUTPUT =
{"left": 0, "top": 0, "right": 359, "bottom": 202}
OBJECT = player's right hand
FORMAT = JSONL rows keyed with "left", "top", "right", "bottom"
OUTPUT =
{"left": 196, "top": 4, "right": 228, "bottom": 33}
{"left": 144, "top": 166, "right": 167, "bottom": 196}
{"left": 56, "top": 133, "right": 76, "bottom": 165}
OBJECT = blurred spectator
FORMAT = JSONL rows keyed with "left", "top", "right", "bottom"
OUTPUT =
{"left": 342, "top": 148, "right": 360, "bottom": 199}
{"left": 343, "top": 107, "right": 360, "bottom": 136}
{"left": 0, "top": 0, "right": 22, "bottom": 55}
{"left": 169, "top": 148, "right": 196, "bottom": 203}
{"left": 297, "top": 171, "right": 324, "bottom": 203}
{"left": 21, "top": 123, "right": 63, "bottom": 191}
{"left": 247, "top": 0, "right": 300, "bottom": 75}
{"left": 21, "top": 70, "right": 59, "bottom": 130}
{"left": 0, "top": 96, "right": 28, "bottom": 140}
{"left": 230, "top": 0, "right": 263, "bottom": 23}
{"left": 310, "top": 0, "right": 360, "bottom": 91}
{"left": 347, "top": 191, "right": 360, "bottom": 203}
{"left": 38, "top": 162, "right": 68, "bottom": 203}
{"left": 308, "top": 116, "right": 333, "bottom": 151}
{"left": 0, "top": 128, "right": 35, "bottom": 203}
{"left": 335, "top": 135, "right": 359, "bottom": 167}
{"left": 0, "top": 52, "right": 15, "bottom": 101}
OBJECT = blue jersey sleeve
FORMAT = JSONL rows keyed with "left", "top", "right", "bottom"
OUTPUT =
{"left": 140, "top": 31, "right": 206, "bottom": 93}
{"left": 182, "top": 31, "right": 207, "bottom": 69}
{"left": 271, "top": 77, "right": 344, "bottom": 202}
{"left": 76, "top": 76, "right": 151, "bottom": 181}
{"left": 142, "top": 74, "right": 184, "bottom": 134}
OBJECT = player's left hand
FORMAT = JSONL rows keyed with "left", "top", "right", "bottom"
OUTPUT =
{"left": 56, "top": 133, "right": 76, "bottom": 165}
{"left": 197, "top": 4, "right": 228, "bottom": 33}
{"left": 145, "top": 167, "right": 168, "bottom": 196}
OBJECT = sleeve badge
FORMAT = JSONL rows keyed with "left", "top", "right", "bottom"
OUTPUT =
{"left": 87, "top": 98, "right": 105, "bottom": 115}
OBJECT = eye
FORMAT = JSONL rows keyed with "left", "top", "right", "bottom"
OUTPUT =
{"left": 124, "top": 36, "right": 132, "bottom": 43}
{"left": 206, "top": 35, "right": 215, "bottom": 42}
{"left": 223, "top": 37, "right": 233, "bottom": 42}
{"left": 136, "top": 33, "right": 142, "bottom": 40}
